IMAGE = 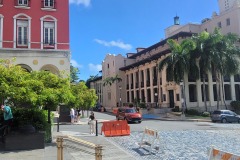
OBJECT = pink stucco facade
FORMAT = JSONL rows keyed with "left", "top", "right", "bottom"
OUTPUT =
{"left": 0, "top": 0, "right": 69, "bottom": 50}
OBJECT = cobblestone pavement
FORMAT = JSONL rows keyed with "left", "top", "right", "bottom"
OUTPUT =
{"left": 107, "top": 125, "right": 240, "bottom": 160}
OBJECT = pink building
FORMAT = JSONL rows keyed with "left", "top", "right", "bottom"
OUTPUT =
{"left": 0, "top": 0, "right": 70, "bottom": 74}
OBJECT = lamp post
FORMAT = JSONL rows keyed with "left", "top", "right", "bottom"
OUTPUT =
{"left": 154, "top": 92, "right": 158, "bottom": 108}
{"left": 119, "top": 86, "right": 122, "bottom": 107}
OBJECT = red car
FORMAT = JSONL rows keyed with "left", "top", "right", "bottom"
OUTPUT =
{"left": 116, "top": 107, "right": 142, "bottom": 123}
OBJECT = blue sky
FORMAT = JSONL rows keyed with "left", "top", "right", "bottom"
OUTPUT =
{"left": 69, "top": 0, "right": 219, "bottom": 81}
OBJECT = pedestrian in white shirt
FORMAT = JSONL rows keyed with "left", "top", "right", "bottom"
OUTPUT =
{"left": 70, "top": 108, "right": 75, "bottom": 124}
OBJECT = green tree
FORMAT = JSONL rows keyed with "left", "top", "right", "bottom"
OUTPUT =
{"left": 69, "top": 82, "right": 98, "bottom": 117}
{"left": 191, "top": 31, "right": 213, "bottom": 111}
{"left": 210, "top": 29, "right": 240, "bottom": 109}
{"left": 158, "top": 39, "right": 198, "bottom": 113}
{"left": 103, "top": 74, "right": 122, "bottom": 86}
{"left": 30, "top": 71, "right": 74, "bottom": 123}
{"left": 70, "top": 64, "right": 79, "bottom": 83}
{"left": 190, "top": 29, "right": 240, "bottom": 110}
{"left": 85, "top": 75, "right": 98, "bottom": 88}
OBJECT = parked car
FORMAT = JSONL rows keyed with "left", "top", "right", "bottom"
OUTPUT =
{"left": 116, "top": 107, "right": 142, "bottom": 123}
{"left": 210, "top": 110, "right": 240, "bottom": 123}
{"left": 93, "top": 105, "right": 106, "bottom": 112}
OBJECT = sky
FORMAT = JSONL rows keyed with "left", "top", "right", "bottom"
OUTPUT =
{"left": 69, "top": 0, "right": 219, "bottom": 81}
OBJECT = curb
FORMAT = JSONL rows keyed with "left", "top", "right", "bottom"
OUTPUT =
{"left": 143, "top": 117, "right": 211, "bottom": 122}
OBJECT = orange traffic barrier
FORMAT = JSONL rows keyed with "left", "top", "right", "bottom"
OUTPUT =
{"left": 112, "top": 108, "right": 118, "bottom": 115}
{"left": 101, "top": 120, "right": 130, "bottom": 137}
{"left": 208, "top": 146, "right": 240, "bottom": 160}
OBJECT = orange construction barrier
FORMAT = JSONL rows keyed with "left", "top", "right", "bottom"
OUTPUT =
{"left": 208, "top": 146, "right": 240, "bottom": 160}
{"left": 112, "top": 108, "right": 118, "bottom": 115}
{"left": 101, "top": 120, "right": 130, "bottom": 137}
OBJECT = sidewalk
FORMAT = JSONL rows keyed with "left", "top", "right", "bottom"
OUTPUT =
{"left": 0, "top": 111, "right": 211, "bottom": 160}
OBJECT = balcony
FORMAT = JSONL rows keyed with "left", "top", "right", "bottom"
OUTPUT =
{"left": 15, "top": 0, "right": 31, "bottom": 8}
{"left": 41, "top": 0, "right": 56, "bottom": 9}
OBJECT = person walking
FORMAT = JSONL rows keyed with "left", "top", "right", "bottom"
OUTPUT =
{"left": 70, "top": 108, "right": 75, "bottom": 124}
{"left": 88, "top": 111, "right": 95, "bottom": 135}
{"left": 76, "top": 108, "right": 81, "bottom": 123}
{"left": 1, "top": 105, "right": 13, "bottom": 133}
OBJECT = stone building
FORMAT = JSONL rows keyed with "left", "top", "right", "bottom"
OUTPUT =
{"left": 90, "top": 0, "right": 240, "bottom": 112}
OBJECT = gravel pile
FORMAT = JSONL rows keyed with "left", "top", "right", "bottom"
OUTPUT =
{"left": 108, "top": 124, "right": 240, "bottom": 160}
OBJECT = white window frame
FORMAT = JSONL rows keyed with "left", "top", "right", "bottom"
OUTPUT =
{"left": 17, "top": 20, "right": 28, "bottom": 46}
{"left": 43, "top": 22, "right": 55, "bottom": 45}
{"left": 0, "top": 14, "right": 3, "bottom": 48}
{"left": 18, "top": 0, "right": 28, "bottom": 6}
{"left": 44, "top": 0, "right": 54, "bottom": 8}
{"left": 40, "top": 15, "right": 57, "bottom": 49}
{"left": 13, "top": 13, "right": 31, "bottom": 48}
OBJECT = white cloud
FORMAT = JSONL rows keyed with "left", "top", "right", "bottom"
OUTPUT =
{"left": 94, "top": 39, "right": 132, "bottom": 50}
{"left": 71, "top": 59, "right": 83, "bottom": 68}
{"left": 88, "top": 63, "right": 102, "bottom": 73}
{"left": 69, "top": 0, "right": 91, "bottom": 7}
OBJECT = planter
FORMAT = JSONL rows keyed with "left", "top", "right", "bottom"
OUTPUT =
{"left": 19, "top": 124, "right": 36, "bottom": 133}
{"left": 3, "top": 131, "right": 45, "bottom": 150}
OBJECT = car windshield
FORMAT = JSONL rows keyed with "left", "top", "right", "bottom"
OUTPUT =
{"left": 125, "top": 109, "right": 136, "bottom": 113}
{"left": 212, "top": 111, "right": 221, "bottom": 114}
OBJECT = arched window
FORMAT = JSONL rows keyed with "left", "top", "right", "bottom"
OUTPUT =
{"left": 40, "top": 15, "right": 57, "bottom": 49}
{"left": 13, "top": 13, "right": 31, "bottom": 48}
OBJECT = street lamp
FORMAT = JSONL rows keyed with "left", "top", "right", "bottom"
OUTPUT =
{"left": 119, "top": 86, "right": 122, "bottom": 107}
{"left": 154, "top": 92, "right": 158, "bottom": 108}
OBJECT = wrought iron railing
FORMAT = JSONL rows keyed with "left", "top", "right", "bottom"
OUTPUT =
{"left": 14, "top": 0, "right": 31, "bottom": 7}
{"left": 41, "top": 0, "right": 56, "bottom": 9}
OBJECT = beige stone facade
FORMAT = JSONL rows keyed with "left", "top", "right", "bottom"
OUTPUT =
{"left": 0, "top": 49, "right": 70, "bottom": 75}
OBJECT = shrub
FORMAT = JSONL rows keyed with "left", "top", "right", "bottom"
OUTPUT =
{"left": 230, "top": 101, "right": 240, "bottom": 111}
{"left": 12, "top": 108, "right": 49, "bottom": 131}
{"left": 4, "top": 108, "right": 52, "bottom": 142}
{"left": 202, "top": 112, "right": 210, "bottom": 117}
{"left": 186, "top": 109, "right": 200, "bottom": 116}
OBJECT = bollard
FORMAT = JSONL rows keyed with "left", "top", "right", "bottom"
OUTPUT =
{"left": 57, "top": 117, "right": 59, "bottom": 132}
{"left": 57, "top": 137, "right": 63, "bottom": 160}
{"left": 95, "top": 145, "right": 102, "bottom": 160}
{"left": 95, "top": 120, "right": 98, "bottom": 136}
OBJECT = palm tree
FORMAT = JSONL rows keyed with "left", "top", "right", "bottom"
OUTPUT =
{"left": 191, "top": 31, "right": 213, "bottom": 111}
{"left": 103, "top": 74, "right": 122, "bottom": 86}
{"left": 158, "top": 39, "right": 198, "bottom": 113}
{"left": 192, "top": 29, "right": 240, "bottom": 110}
{"left": 212, "top": 30, "right": 240, "bottom": 109}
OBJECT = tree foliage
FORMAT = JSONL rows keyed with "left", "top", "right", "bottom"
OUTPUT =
{"left": 69, "top": 82, "right": 98, "bottom": 110}
{"left": 0, "top": 59, "right": 97, "bottom": 123}
{"left": 70, "top": 64, "right": 80, "bottom": 83}
{"left": 103, "top": 74, "right": 122, "bottom": 86}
